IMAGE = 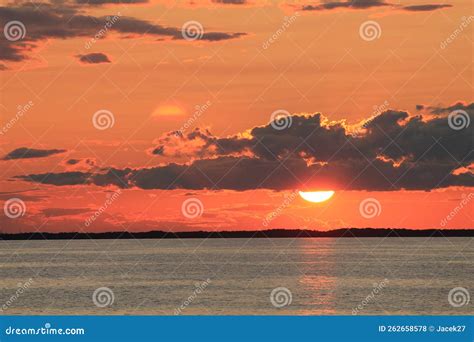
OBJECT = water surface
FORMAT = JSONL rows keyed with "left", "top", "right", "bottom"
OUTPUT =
{"left": 0, "top": 237, "right": 472, "bottom": 315}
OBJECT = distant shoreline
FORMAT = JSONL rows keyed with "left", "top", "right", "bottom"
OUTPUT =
{"left": 0, "top": 228, "right": 473, "bottom": 240}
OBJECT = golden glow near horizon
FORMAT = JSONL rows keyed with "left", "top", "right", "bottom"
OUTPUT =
{"left": 152, "top": 104, "right": 186, "bottom": 118}
{"left": 299, "top": 191, "right": 335, "bottom": 203}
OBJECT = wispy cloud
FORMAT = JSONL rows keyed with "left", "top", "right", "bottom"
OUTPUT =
{"left": 297, "top": 1, "right": 452, "bottom": 12}
{"left": 0, "top": 2, "right": 246, "bottom": 66}
{"left": 3, "top": 147, "right": 66, "bottom": 160}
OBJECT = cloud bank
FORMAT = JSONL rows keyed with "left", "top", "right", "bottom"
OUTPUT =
{"left": 14, "top": 103, "right": 473, "bottom": 192}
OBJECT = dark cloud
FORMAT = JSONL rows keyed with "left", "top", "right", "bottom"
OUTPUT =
{"left": 299, "top": 1, "right": 453, "bottom": 12}
{"left": 212, "top": 0, "right": 247, "bottom": 4}
{"left": 0, "top": 40, "right": 34, "bottom": 62}
{"left": 68, "top": 158, "right": 96, "bottom": 166}
{"left": 302, "top": 0, "right": 390, "bottom": 11}
{"left": 198, "top": 32, "right": 246, "bottom": 41}
{"left": 76, "top": 52, "right": 111, "bottom": 64}
{"left": 3, "top": 147, "right": 66, "bottom": 160}
{"left": 15, "top": 103, "right": 473, "bottom": 192}
{"left": 152, "top": 146, "right": 164, "bottom": 155}
{"left": 417, "top": 102, "right": 474, "bottom": 115}
{"left": 75, "top": 0, "right": 148, "bottom": 4}
{"left": 150, "top": 128, "right": 252, "bottom": 158}
{"left": 64, "top": 158, "right": 96, "bottom": 170}
{"left": 66, "top": 159, "right": 81, "bottom": 165}
{"left": 0, "top": 2, "right": 246, "bottom": 63}
{"left": 401, "top": 4, "right": 452, "bottom": 11}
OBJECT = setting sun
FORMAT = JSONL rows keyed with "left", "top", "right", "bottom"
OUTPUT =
{"left": 299, "top": 191, "right": 335, "bottom": 203}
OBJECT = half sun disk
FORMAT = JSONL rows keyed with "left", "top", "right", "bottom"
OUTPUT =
{"left": 299, "top": 191, "right": 335, "bottom": 203}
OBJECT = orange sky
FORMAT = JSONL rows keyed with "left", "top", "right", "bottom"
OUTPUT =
{"left": 0, "top": 0, "right": 473, "bottom": 233}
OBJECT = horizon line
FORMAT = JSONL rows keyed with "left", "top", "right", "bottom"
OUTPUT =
{"left": 1, "top": 228, "right": 473, "bottom": 240}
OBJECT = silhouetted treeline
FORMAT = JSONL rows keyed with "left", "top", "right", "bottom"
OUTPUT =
{"left": 0, "top": 228, "right": 473, "bottom": 240}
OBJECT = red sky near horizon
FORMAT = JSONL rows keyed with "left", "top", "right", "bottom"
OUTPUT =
{"left": 0, "top": 0, "right": 473, "bottom": 233}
